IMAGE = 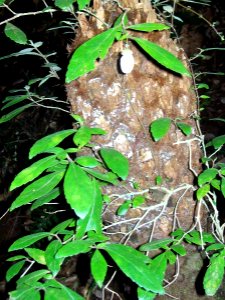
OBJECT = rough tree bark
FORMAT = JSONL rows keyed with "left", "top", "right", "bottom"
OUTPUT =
{"left": 66, "top": 0, "right": 207, "bottom": 298}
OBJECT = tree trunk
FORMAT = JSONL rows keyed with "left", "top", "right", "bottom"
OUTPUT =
{"left": 66, "top": 1, "right": 206, "bottom": 298}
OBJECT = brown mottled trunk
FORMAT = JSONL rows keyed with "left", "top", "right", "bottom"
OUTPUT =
{"left": 66, "top": 0, "right": 205, "bottom": 297}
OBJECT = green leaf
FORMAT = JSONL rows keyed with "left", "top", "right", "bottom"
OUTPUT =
{"left": 102, "top": 244, "right": 164, "bottom": 294}
{"left": 211, "top": 135, "right": 225, "bottom": 149}
{"left": 4, "top": 23, "right": 27, "bottom": 44}
{"left": 77, "top": 0, "right": 90, "bottom": 10}
{"left": 31, "top": 188, "right": 61, "bottom": 211}
{"left": 66, "top": 28, "right": 118, "bottom": 83}
{"left": 196, "top": 184, "right": 210, "bottom": 200}
{"left": 75, "top": 156, "right": 101, "bottom": 168}
{"left": 176, "top": 122, "right": 192, "bottom": 136}
{"left": 45, "top": 240, "right": 64, "bottom": 276}
{"left": 137, "top": 287, "right": 156, "bottom": 300}
{"left": 0, "top": 0, "right": 6, "bottom": 5}
{"left": 117, "top": 201, "right": 130, "bottom": 216}
{"left": 64, "top": 163, "right": 94, "bottom": 218}
{"left": 149, "top": 253, "right": 167, "bottom": 283}
{"left": 197, "top": 83, "right": 209, "bottom": 89}
{"left": 0, "top": 104, "right": 32, "bottom": 124}
{"left": 132, "top": 196, "right": 145, "bottom": 208}
{"left": 83, "top": 168, "right": 118, "bottom": 184}
{"left": 17, "top": 269, "right": 50, "bottom": 286}
{"left": 10, "top": 171, "right": 65, "bottom": 211}
{"left": 76, "top": 179, "right": 103, "bottom": 238}
{"left": 73, "top": 126, "right": 91, "bottom": 148}
{"left": 139, "top": 238, "right": 173, "bottom": 251}
{"left": 155, "top": 175, "right": 163, "bottom": 185}
{"left": 171, "top": 244, "right": 187, "bottom": 256}
{"left": 29, "top": 129, "right": 75, "bottom": 159}
{"left": 202, "top": 232, "right": 215, "bottom": 243}
{"left": 10, "top": 156, "right": 59, "bottom": 191}
{"left": 165, "top": 250, "right": 176, "bottom": 264}
{"left": 50, "top": 218, "right": 74, "bottom": 234}
{"left": 150, "top": 118, "right": 171, "bottom": 141}
{"left": 2, "top": 95, "right": 28, "bottom": 110}
{"left": 206, "top": 244, "right": 225, "bottom": 251}
{"left": 91, "top": 250, "right": 108, "bottom": 288}
{"left": 211, "top": 179, "right": 221, "bottom": 191}
{"left": 127, "top": 23, "right": 169, "bottom": 32}
{"left": 132, "top": 37, "right": 190, "bottom": 76}
{"left": 9, "top": 232, "right": 50, "bottom": 251}
{"left": 6, "top": 260, "right": 25, "bottom": 281}
{"left": 24, "top": 248, "right": 46, "bottom": 265}
{"left": 55, "top": 0, "right": 74, "bottom": 10}
{"left": 56, "top": 240, "right": 91, "bottom": 258}
{"left": 7, "top": 255, "right": 27, "bottom": 262}
{"left": 221, "top": 177, "right": 225, "bottom": 198}
{"left": 9, "top": 287, "right": 41, "bottom": 300}
{"left": 204, "top": 255, "right": 224, "bottom": 296}
{"left": 100, "top": 148, "right": 129, "bottom": 180}
{"left": 198, "top": 168, "right": 218, "bottom": 186}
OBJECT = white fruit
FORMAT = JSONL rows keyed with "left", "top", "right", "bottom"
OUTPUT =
{"left": 120, "top": 49, "right": 135, "bottom": 74}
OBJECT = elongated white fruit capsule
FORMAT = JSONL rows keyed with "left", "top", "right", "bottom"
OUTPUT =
{"left": 120, "top": 49, "right": 135, "bottom": 74}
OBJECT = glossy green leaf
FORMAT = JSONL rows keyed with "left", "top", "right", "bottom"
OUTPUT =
{"left": 171, "top": 228, "right": 184, "bottom": 238}
{"left": 0, "top": 104, "right": 32, "bottom": 124}
{"left": 45, "top": 240, "right": 64, "bottom": 276}
{"left": 17, "top": 269, "right": 50, "bottom": 286}
{"left": 100, "top": 148, "right": 129, "bottom": 180}
{"left": 206, "top": 244, "right": 225, "bottom": 251}
{"left": 73, "top": 126, "right": 91, "bottom": 148}
{"left": 56, "top": 240, "right": 91, "bottom": 258}
{"left": 176, "top": 122, "right": 192, "bottom": 136}
{"left": 9, "top": 287, "right": 41, "bottom": 300}
{"left": 113, "top": 13, "right": 128, "bottom": 27}
{"left": 102, "top": 244, "right": 163, "bottom": 294}
{"left": 89, "top": 127, "right": 107, "bottom": 135}
{"left": 149, "top": 253, "right": 167, "bottom": 283}
{"left": 31, "top": 188, "right": 61, "bottom": 211}
{"left": 29, "top": 129, "right": 75, "bottom": 159}
{"left": 132, "top": 37, "right": 190, "bottom": 76}
{"left": 91, "top": 250, "right": 108, "bottom": 288}
{"left": 171, "top": 244, "right": 187, "bottom": 256}
{"left": 196, "top": 184, "right": 210, "bottom": 200}
{"left": 202, "top": 232, "right": 215, "bottom": 243}
{"left": 211, "top": 135, "right": 225, "bottom": 149}
{"left": 117, "top": 201, "right": 130, "bottom": 216}
{"left": 7, "top": 255, "right": 27, "bottom": 262}
{"left": 4, "top": 23, "right": 27, "bottom": 44}
{"left": 50, "top": 218, "right": 74, "bottom": 234}
{"left": 9, "top": 232, "right": 50, "bottom": 251}
{"left": 64, "top": 163, "right": 94, "bottom": 218}
{"left": 137, "top": 287, "right": 156, "bottom": 300}
{"left": 184, "top": 231, "right": 203, "bottom": 246}
{"left": 24, "top": 248, "right": 46, "bottom": 265}
{"left": 66, "top": 28, "right": 118, "bottom": 83}
{"left": 150, "top": 118, "right": 171, "bottom": 141}
{"left": 221, "top": 177, "right": 225, "bottom": 198}
{"left": 140, "top": 238, "right": 173, "bottom": 251}
{"left": 83, "top": 168, "right": 118, "bottom": 184}
{"left": 55, "top": 0, "right": 74, "bottom": 10}
{"left": 204, "top": 255, "right": 224, "bottom": 296}
{"left": 127, "top": 23, "right": 169, "bottom": 32}
{"left": 10, "top": 156, "right": 59, "bottom": 191}
{"left": 198, "top": 168, "right": 218, "bottom": 186}
{"left": 211, "top": 179, "right": 221, "bottom": 191}
{"left": 197, "top": 83, "right": 209, "bottom": 89}
{"left": 10, "top": 171, "right": 64, "bottom": 211}
{"left": 75, "top": 156, "right": 101, "bottom": 168}
{"left": 132, "top": 196, "right": 145, "bottom": 208}
{"left": 76, "top": 179, "right": 103, "bottom": 238}
{"left": 165, "top": 250, "right": 176, "bottom": 264}
{"left": 77, "top": 0, "right": 90, "bottom": 10}
{"left": 6, "top": 260, "right": 25, "bottom": 282}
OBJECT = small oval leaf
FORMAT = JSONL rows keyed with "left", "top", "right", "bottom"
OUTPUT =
{"left": 91, "top": 250, "right": 108, "bottom": 288}
{"left": 150, "top": 118, "right": 171, "bottom": 141}
{"left": 4, "top": 23, "right": 27, "bottom": 44}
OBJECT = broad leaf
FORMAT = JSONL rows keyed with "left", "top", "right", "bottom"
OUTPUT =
{"left": 171, "top": 244, "right": 186, "bottom": 256}
{"left": 24, "top": 248, "right": 46, "bottom": 265}
{"left": 45, "top": 240, "right": 64, "bottom": 276}
{"left": 0, "top": 104, "right": 32, "bottom": 124}
{"left": 76, "top": 179, "right": 103, "bottom": 238}
{"left": 100, "top": 148, "right": 129, "bottom": 180}
{"left": 198, "top": 168, "right": 218, "bottom": 186}
{"left": 176, "top": 122, "right": 192, "bottom": 136}
{"left": 50, "top": 218, "right": 74, "bottom": 234}
{"left": 137, "top": 287, "right": 156, "bottom": 300}
{"left": 9, "top": 232, "right": 50, "bottom": 251}
{"left": 56, "top": 240, "right": 91, "bottom": 258}
{"left": 132, "top": 37, "right": 190, "bottom": 76}
{"left": 9, "top": 287, "right": 41, "bottom": 300}
{"left": 149, "top": 253, "right": 167, "bottom": 283}
{"left": 206, "top": 244, "right": 225, "bottom": 251}
{"left": 73, "top": 126, "right": 91, "bottom": 148}
{"left": 83, "top": 168, "right": 118, "bottom": 184}
{"left": 91, "top": 250, "right": 108, "bottom": 288}
{"left": 4, "top": 23, "right": 27, "bottom": 44}
{"left": 132, "top": 196, "right": 145, "bottom": 208}
{"left": 6, "top": 260, "right": 25, "bottom": 282}
{"left": 196, "top": 184, "right": 210, "bottom": 200}
{"left": 10, "top": 171, "right": 65, "bottom": 211}
{"left": 31, "top": 188, "right": 61, "bottom": 210}
{"left": 17, "top": 269, "right": 50, "bottom": 286}
{"left": 77, "top": 0, "right": 90, "bottom": 10}
{"left": 10, "top": 156, "right": 59, "bottom": 190}
{"left": 75, "top": 156, "right": 101, "bottom": 168}
{"left": 64, "top": 163, "right": 94, "bottom": 218}
{"left": 102, "top": 244, "right": 164, "bottom": 294}
{"left": 55, "top": 0, "right": 74, "bottom": 10}
{"left": 117, "top": 201, "right": 130, "bottom": 216}
{"left": 66, "top": 28, "right": 118, "bottom": 82}
{"left": 150, "top": 118, "right": 171, "bottom": 141}
{"left": 212, "top": 135, "right": 225, "bottom": 149}
{"left": 29, "top": 129, "right": 75, "bottom": 159}
{"left": 140, "top": 238, "right": 173, "bottom": 251}
{"left": 127, "top": 23, "right": 169, "bottom": 32}
{"left": 204, "top": 255, "right": 224, "bottom": 296}
{"left": 165, "top": 250, "right": 176, "bottom": 264}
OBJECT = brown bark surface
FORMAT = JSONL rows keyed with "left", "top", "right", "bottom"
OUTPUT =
{"left": 66, "top": 0, "right": 202, "bottom": 248}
